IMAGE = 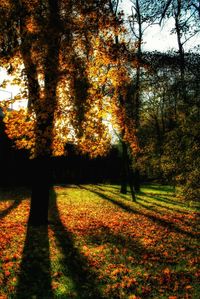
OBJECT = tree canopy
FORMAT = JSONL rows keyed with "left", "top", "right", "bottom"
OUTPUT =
{"left": 0, "top": 0, "right": 138, "bottom": 159}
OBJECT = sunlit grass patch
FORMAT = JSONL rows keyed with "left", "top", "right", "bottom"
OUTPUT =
{"left": 0, "top": 184, "right": 199, "bottom": 298}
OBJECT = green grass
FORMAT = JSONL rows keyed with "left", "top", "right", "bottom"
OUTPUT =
{"left": 0, "top": 184, "right": 199, "bottom": 298}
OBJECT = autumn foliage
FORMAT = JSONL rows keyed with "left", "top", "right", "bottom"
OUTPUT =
{"left": 0, "top": 0, "right": 138, "bottom": 159}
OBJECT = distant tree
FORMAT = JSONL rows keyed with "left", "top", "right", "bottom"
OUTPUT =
{"left": 108, "top": 0, "right": 140, "bottom": 200}
{"left": 127, "top": 0, "right": 158, "bottom": 192}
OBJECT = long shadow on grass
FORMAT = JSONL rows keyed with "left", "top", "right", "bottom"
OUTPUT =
{"left": 80, "top": 186, "right": 199, "bottom": 239}
{"left": 100, "top": 186, "right": 199, "bottom": 218}
{"left": 49, "top": 188, "right": 104, "bottom": 299}
{"left": 140, "top": 192, "right": 186, "bottom": 207}
{"left": 137, "top": 196, "right": 200, "bottom": 227}
{"left": 16, "top": 224, "right": 53, "bottom": 298}
{"left": 95, "top": 185, "right": 200, "bottom": 221}
{"left": 96, "top": 186, "right": 196, "bottom": 226}
{"left": 135, "top": 199, "right": 199, "bottom": 231}
{"left": 98, "top": 185, "right": 183, "bottom": 207}
{"left": 142, "top": 184, "right": 175, "bottom": 192}
{"left": 95, "top": 185, "right": 181, "bottom": 208}
{"left": 0, "top": 199, "right": 22, "bottom": 219}
{"left": 86, "top": 221, "right": 177, "bottom": 266}
{"left": 137, "top": 196, "right": 187, "bottom": 213}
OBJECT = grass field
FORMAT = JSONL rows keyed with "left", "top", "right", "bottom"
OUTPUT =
{"left": 0, "top": 184, "right": 199, "bottom": 298}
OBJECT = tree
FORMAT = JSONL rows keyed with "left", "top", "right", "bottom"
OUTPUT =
{"left": 107, "top": 0, "right": 140, "bottom": 200}
{"left": 0, "top": 0, "right": 139, "bottom": 224}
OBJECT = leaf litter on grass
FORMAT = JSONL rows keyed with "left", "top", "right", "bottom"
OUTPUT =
{"left": 0, "top": 185, "right": 199, "bottom": 298}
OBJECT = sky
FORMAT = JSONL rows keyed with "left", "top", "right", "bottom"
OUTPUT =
{"left": 120, "top": 0, "right": 200, "bottom": 52}
{"left": 0, "top": 68, "right": 24, "bottom": 110}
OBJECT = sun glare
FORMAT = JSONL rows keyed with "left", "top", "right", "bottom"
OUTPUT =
{"left": 0, "top": 68, "right": 27, "bottom": 110}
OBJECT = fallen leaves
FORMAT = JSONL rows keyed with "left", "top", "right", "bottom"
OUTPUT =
{"left": 0, "top": 185, "right": 199, "bottom": 298}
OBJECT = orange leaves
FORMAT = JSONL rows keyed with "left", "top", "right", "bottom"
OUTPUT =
{"left": 0, "top": 194, "right": 29, "bottom": 297}
{"left": 163, "top": 267, "right": 171, "bottom": 275}
{"left": 185, "top": 285, "right": 193, "bottom": 290}
{"left": 2, "top": 108, "right": 36, "bottom": 154}
{"left": 1, "top": 185, "right": 199, "bottom": 298}
{"left": 25, "top": 16, "right": 39, "bottom": 34}
{"left": 129, "top": 295, "right": 141, "bottom": 299}
{"left": 1, "top": 0, "right": 138, "bottom": 161}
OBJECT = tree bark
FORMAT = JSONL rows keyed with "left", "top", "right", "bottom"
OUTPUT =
{"left": 27, "top": 0, "right": 60, "bottom": 225}
{"left": 28, "top": 157, "right": 52, "bottom": 226}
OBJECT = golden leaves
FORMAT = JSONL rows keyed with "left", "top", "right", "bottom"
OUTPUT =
{"left": 1, "top": 0, "right": 138, "bottom": 160}
{"left": 25, "top": 17, "right": 39, "bottom": 34}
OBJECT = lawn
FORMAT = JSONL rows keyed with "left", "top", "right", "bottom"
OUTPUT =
{"left": 0, "top": 184, "right": 199, "bottom": 298}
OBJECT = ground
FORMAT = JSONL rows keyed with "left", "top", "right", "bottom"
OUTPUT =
{"left": 0, "top": 184, "right": 199, "bottom": 298}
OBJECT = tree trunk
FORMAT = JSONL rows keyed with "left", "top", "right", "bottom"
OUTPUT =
{"left": 27, "top": 0, "right": 60, "bottom": 226}
{"left": 28, "top": 157, "right": 52, "bottom": 226}
{"left": 133, "top": 168, "right": 140, "bottom": 192}
{"left": 120, "top": 180, "right": 127, "bottom": 194}
{"left": 120, "top": 141, "right": 136, "bottom": 201}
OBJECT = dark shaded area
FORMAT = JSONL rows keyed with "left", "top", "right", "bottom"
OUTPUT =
{"left": 0, "top": 112, "right": 31, "bottom": 187}
{"left": 16, "top": 224, "right": 53, "bottom": 299}
{"left": 80, "top": 185, "right": 199, "bottom": 239}
{"left": 49, "top": 188, "right": 104, "bottom": 299}
{"left": 28, "top": 157, "right": 52, "bottom": 226}
{"left": 0, "top": 114, "right": 122, "bottom": 186}
{"left": 52, "top": 144, "right": 122, "bottom": 185}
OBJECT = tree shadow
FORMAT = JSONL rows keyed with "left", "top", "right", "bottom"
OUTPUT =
{"left": 0, "top": 187, "right": 30, "bottom": 220}
{"left": 98, "top": 185, "right": 192, "bottom": 211}
{"left": 0, "top": 199, "right": 22, "bottom": 220}
{"left": 0, "top": 186, "right": 30, "bottom": 201}
{"left": 95, "top": 184, "right": 132, "bottom": 200}
{"left": 140, "top": 192, "right": 186, "bottom": 207}
{"left": 95, "top": 185, "right": 198, "bottom": 228}
{"left": 142, "top": 184, "right": 175, "bottom": 193}
{"left": 85, "top": 221, "right": 177, "bottom": 267}
{"left": 80, "top": 186, "right": 199, "bottom": 239}
{"left": 16, "top": 224, "right": 53, "bottom": 298}
{"left": 137, "top": 196, "right": 191, "bottom": 215}
{"left": 49, "top": 188, "right": 104, "bottom": 299}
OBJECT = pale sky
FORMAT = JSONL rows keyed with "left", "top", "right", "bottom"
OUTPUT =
{"left": 120, "top": 0, "right": 200, "bottom": 52}
{"left": 0, "top": 68, "right": 25, "bottom": 109}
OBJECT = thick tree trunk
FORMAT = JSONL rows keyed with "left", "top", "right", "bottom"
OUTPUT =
{"left": 28, "top": 0, "right": 60, "bottom": 226}
{"left": 28, "top": 157, "right": 52, "bottom": 226}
